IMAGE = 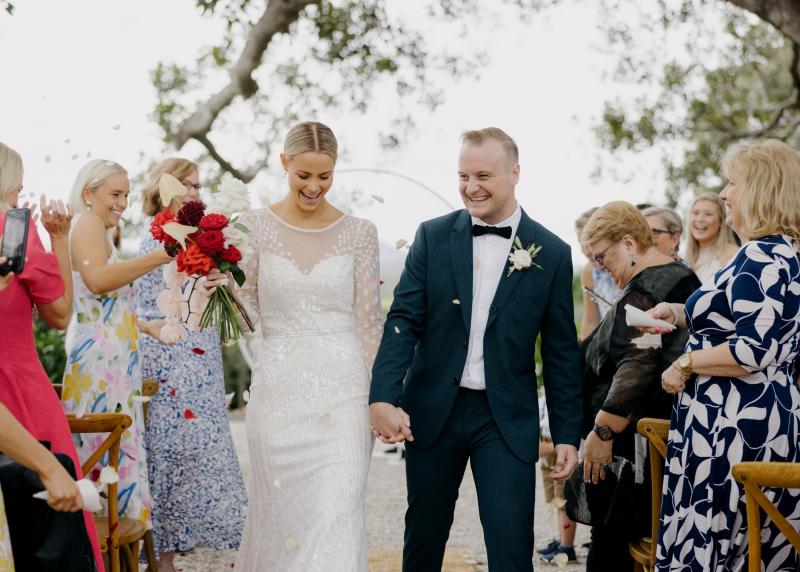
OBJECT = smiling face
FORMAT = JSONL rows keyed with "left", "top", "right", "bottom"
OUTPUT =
{"left": 84, "top": 172, "right": 130, "bottom": 229}
{"left": 458, "top": 140, "right": 519, "bottom": 225}
{"left": 646, "top": 214, "right": 680, "bottom": 257}
{"left": 688, "top": 198, "right": 723, "bottom": 247}
{"left": 719, "top": 178, "right": 744, "bottom": 235}
{"left": 588, "top": 235, "right": 639, "bottom": 287}
{"left": 281, "top": 151, "right": 335, "bottom": 213}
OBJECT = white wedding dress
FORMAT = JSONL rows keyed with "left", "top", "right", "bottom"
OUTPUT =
{"left": 234, "top": 208, "right": 382, "bottom": 571}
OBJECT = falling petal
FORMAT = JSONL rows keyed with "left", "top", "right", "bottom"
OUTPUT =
{"left": 83, "top": 260, "right": 90, "bottom": 266}
{"left": 112, "top": 124, "right": 121, "bottom": 130}
{"left": 44, "top": 155, "right": 52, "bottom": 163}
{"left": 379, "top": 279, "right": 384, "bottom": 285}
{"left": 75, "top": 399, "right": 88, "bottom": 419}
{"left": 394, "top": 239, "right": 408, "bottom": 249}
{"left": 191, "top": 347, "right": 206, "bottom": 355}
{"left": 319, "top": 412, "right": 332, "bottom": 423}
{"left": 394, "top": 326, "right": 400, "bottom": 334}
{"left": 98, "top": 466, "right": 119, "bottom": 485}
{"left": 86, "top": 151, "right": 92, "bottom": 158}
{"left": 225, "top": 392, "right": 234, "bottom": 405}
{"left": 131, "top": 395, "right": 151, "bottom": 403}
{"left": 169, "top": 388, "right": 177, "bottom": 396}
{"left": 370, "top": 194, "right": 384, "bottom": 204}
{"left": 243, "top": 390, "right": 250, "bottom": 403}
{"left": 452, "top": 299, "right": 460, "bottom": 305}
{"left": 553, "top": 552, "right": 568, "bottom": 568}
{"left": 183, "top": 408, "right": 197, "bottom": 419}
{"left": 64, "top": 138, "right": 71, "bottom": 144}
{"left": 273, "top": 478, "right": 281, "bottom": 489}
{"left": 71, "top": 154, "right": 79, "bottom": 160}
{"left": 283, "top": 535, "right": 298, "bottom": 552}
{"left": 551, "top": 497, "right": 567, "bottom": 509}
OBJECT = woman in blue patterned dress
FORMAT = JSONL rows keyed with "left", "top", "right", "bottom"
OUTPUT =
{"left": 135, "top": 158, "right": 246, "bottom": 572}
{"left": 649, "top": 140, "right": 800, "bottom": 571}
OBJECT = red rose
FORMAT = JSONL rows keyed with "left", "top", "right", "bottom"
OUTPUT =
{"left": 149, "top": 210, "right": 175, "bottom": 243}
{"left": 219, "top": 245, "right": 242, "bottom": 264}
{"left": 199, "top": 213, "right": 228, "bottom": 231}
{"left": 196, "top": 230, "right": 225, "bottom": 254}
{"left": 176, "top": 243, "right": 215, "bottom": 275}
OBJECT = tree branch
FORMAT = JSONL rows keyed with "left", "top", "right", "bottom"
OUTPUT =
{"left": 174, "top": 0, "right": 318, "bottom": 150}
{"left": 726, "top": 0, "right": 800, "bottom": 45}
{"left": 195, "top": 134, "right": 249, "bottom": 180}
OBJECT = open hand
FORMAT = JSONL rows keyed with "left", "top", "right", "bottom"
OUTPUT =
{"left": 39, "top": 195, "right": 73, "bottom": 239}
{"left": 370, "top": 402, "right": 413, "bottom": 444}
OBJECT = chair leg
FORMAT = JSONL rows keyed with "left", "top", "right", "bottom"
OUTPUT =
{"left": 143, "top": 530, "right": 158, "bottom": 571}
{"left": 120, "top": 543, "right": 137, "bottom": 572}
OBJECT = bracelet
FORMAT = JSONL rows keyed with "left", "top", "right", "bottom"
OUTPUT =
{"left": 671, "top": 362, "right": 691, "bottom": 380}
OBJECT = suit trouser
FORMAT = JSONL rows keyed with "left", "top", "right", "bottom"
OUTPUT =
{"left": 403, "top": 387, "right": 536, "bottom": 572}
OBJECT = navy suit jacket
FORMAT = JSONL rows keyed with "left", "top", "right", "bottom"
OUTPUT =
{"left": 369, "top": 208, "right": 583, "bottom": 463}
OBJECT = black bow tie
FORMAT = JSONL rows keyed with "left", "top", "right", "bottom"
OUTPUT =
{"left": 472, "top": 224, "right": 512, "bottom": 239}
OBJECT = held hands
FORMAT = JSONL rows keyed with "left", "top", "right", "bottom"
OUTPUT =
{"left": 582, "top": 431, "right": 613, "bottom": 485}
{"left": 369, "top": 402, "right": 413, "bottom": 444}
{"left": 551, "top": 443, "right": 578, "bottom": 481}
{"left": 37, "top": 195, "right": 73, "bottom": 239}
{"left": 39, "top": 459, "right": 83, "bottom": 512}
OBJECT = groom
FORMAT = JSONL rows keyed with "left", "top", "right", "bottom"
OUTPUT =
{"left": 370, "top": 127, "right": 582, "bottom": 571}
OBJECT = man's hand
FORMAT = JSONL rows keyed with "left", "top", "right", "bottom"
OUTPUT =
{"left": 550, "top": 443, "right": 578, "bottom": 481}
{"left": 369, "top": 402, "right": 413, "bottom": 444}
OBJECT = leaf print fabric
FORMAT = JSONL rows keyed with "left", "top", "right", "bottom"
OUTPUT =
{"left": 656, "top": 235, "right": 800, "bottom": 572}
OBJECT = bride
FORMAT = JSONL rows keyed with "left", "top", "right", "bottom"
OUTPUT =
{"left": 206, "top": 122, "right": 382, "bottom": 570}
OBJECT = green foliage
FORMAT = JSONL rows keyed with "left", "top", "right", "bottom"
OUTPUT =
{"left": 2, "top": 2, "right": 13, "bottom": 16}
{"left": 594, "top": 1, "right": 800, "bottom": 205}
{"left": 34, "top": 318, "right": 67, "bottom": 384}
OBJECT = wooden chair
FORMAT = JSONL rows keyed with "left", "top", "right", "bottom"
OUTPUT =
{"left": 629, "top": 418, "right": 670, "bottom": 572}
{"left": 140, "top": 379, "right": 160, "bottom": 571}
{"left": 54, "top": 382, "right": 156, "bottom": 571}
{"left": 732, "top": 462, "right": 800, "bottom": 572}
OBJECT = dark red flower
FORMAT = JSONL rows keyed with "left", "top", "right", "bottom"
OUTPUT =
{"left": 196, "top": 230, "right": 225, "bottom": 254}
{"left": 218, "top": 245, "right": 242, "bottom": 264}
{"left": 90, "top": 468, "right": 101, "bottom": 481}
{"left": 192, "top": 348, "right": 205, "bottom": 355}
{"left": 199, "top": 213, "right": 228, "bottom": 231}
{"left": 150, "top": 210, "right": 175, "bottom": 243}
{"left": 184, "top": 408, "right": 197, "bottom": 419}
{"left": 177, "top": 200, "right": 205, "bottom": 227}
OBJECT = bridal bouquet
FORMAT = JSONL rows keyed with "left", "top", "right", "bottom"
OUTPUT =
{"left": 150, "top": 173, "right": 255, "bottom": 345}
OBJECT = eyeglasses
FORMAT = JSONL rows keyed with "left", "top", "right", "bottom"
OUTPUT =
{"left": 591, "top": 241, "right": 619, "bottom": 266}
{"left": 651, "top": 228, "right": 672, "bottom": 236}
{"left": 181, "top": 180, "right": 202, "bottom": 192}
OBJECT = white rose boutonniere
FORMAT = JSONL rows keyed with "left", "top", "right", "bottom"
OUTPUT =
{"left": 507, "top": 236, "right": 543, "bottom": 277}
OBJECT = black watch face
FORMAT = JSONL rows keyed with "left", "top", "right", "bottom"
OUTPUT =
{"left": 595, "top": 425, "right": 613, "bottom": 440}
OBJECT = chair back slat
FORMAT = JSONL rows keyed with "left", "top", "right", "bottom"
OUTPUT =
{"left": 637, "top": 418, "right": 670, "bottom": 570}
{"left": 733, "top": 461, "right": 800, "bottom": 572}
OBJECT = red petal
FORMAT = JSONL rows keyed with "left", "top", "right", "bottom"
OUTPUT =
{"left": 379, "top": 280, "right": 384, "bottom": 285}
{"left": 183, "top": 408, "right": 197, "bottom": 419}
{"left": 192, "top": 348, "right": 205, "bottom": 355}
{"left": 169, "top": 388, "right": 177, "bottom": 396}
{"left": 159, "top": 379, "right": 168, "bottom": 384}
{"left": 90, "top": 468, "right": 101, "bottom": 481}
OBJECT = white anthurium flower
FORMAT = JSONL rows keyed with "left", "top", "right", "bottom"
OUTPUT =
{"left": 158, "top": 173, "right": 187, "bottom": 209}
{"left": 162, "top": 222, "right": 198, "bottom": 249}
{"left": 98, "top": 466, "right": 119, "bottom": 485}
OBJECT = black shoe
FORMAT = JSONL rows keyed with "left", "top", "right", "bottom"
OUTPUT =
{"left": 536, "top": 539, "right": 560, "bottom": 556}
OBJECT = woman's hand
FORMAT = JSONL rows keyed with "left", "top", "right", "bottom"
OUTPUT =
{"left": 39, "top": 459, "right": 83, "bottom": 512}
{"left": 662, "top": 364, "right": 688, "bottom": 394}
{"left": 197, "top": 269, "right": 229, "bottom": 297}
{"left": 635, "top": 302, "right": 685, "bottom": 334}
{"left": 39, "top": 195, "right": 73, "bottom": 239}
{"left": 582, "top": 431, "right": 613, "bottom": 485}
{"left": 0, "top": 254, "right": 13, "bottom": 291}
{"left": 137, "top": 319, "right": 175, "bottom": 345}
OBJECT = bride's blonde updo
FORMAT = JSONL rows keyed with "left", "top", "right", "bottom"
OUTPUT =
{"left": 283, "top": 122, "right": 338, "bottom": 161}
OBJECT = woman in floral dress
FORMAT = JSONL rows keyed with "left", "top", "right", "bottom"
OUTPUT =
{"left": 60, "top": 159, "right": 173, "bottom": 526}
{"left": 135, "top": 158, "right": 246, "bottom": 571}
{"left": 650, "top": 140, "right": 800, "bottom": 571}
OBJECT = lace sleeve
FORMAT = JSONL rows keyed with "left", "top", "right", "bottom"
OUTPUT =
{"left": 234, "top": 210, "right": 260, "bottom": 324}
{"left": 353, "top": 219, "right": 383, "bottom": 372}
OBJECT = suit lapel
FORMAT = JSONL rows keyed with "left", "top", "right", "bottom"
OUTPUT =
{"left": 486, "top": 209, "right": 538, "bottom": 330}
{"left": 449, "top": 210, "right": 473, "bottom": 333}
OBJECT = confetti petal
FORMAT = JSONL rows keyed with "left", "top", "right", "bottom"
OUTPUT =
{"left": 370, "top": 194, "right": 384, "bottom": 204}
{"left": 225, "top": 392, "right": 234, "bottom": 406}
{"left": 242, "top": 390, "right": 250, "bottom": 403}
{"left": 394, "top": 326, "right": 400, "bottom": 334}
{"left": 64, "top": 138, "right": 71, "bottom": 144}
{"left": 553, "top": 552, "right": 568, "bottom": 568}
{"left": 112, "top": 124, "right": 121, "bottom": 130}
{"left": 183, "top": 408, "right": 197, "bottom": 419}
{"left": 273, "top": 478, "right": 281, "bottom": 489}
{"left": 394, "top": 239, "right": 408, "bottom": 250}
{"left": 452, "top": 299, "right": 460, "bottom": 305}
{"left": 44, "top": 155, "right": 52, "bottom": 163}
{"left": 283, "top": 535, "right": 298, "bottom": 552}
{"left": 75, "top": 399, "right": 88, "bottom": 419}
{"left": 71, "top": 154, "right": 79, "bottom": 160}
{"left": 98, "top": 466, "right": 119, "bottom": 485}
{"left": 83, "top": 260, "right": 90, "bottom": 266}
{"left": 86, "top": 151, "right": 92, "bottom": 158}
{"left": 551, "top": 497, "right": 567, "bottom": 508}
{"left": 169, "top": 388, "right": 177, "bottom": 396}
{"left": 131, "top": 395, "right": 151, "bottom": 403}
{"left": 191, "top": 347, "right": 206, "bottom": 355}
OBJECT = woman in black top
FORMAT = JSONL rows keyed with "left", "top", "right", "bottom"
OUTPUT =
{"left": 578, "top": 201, "right": 701, "bottom": 571}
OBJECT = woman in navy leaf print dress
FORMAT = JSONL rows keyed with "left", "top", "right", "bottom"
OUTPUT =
{"left": 649, "top": 140, "right": 800, "bottom": 571}
{"left": 135, "top": 158, "right": 246, "bottom": 572}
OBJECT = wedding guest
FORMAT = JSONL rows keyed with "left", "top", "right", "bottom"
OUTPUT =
{"left": 652, "top": 140, "right": 800, "bottom": 571}
{"left": 60, "top": 159, "right": 172, "bottom": 530}
{"left": 204, "top": 122, "right": 382, "bottom": 570}
{"left": 576, "top": 207, "right": 621, "bottom": 339}
{"left": 135, "top": 158, "right": 246, "bottom": 571}
{"left": 579, "top": 201, "right": 700, "bottom": 571}
{"left": 642, "top": 206, "right": 683, "bottom": 260}
{"left": 684, "top": 192, "right": 738, "bottom": 284}
{"left": 0, "top": 142, "right": 104, "bottom": 570}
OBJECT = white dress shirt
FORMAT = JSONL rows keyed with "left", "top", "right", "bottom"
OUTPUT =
{"left": 460, "top": 204, "right": 522, "bottom": 390}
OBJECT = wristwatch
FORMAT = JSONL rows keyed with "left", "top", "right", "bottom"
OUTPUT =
{"left": 674, "top": 351, "right": 693, "bottom": 376}
{"left": 593, "top": 424, "right": 620, "bottom": 441}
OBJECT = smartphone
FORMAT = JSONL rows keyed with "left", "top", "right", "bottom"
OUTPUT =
{"left": 0, "top": 208, "right": 31, "bottom": 276}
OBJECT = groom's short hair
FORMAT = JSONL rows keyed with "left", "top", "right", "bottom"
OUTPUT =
{"left": 460, "top": 127, "right": 519, "bottom": 166}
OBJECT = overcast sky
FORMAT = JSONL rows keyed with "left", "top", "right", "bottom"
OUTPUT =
{"left": 0, "top": 0, "right": 667, "bottom": 269}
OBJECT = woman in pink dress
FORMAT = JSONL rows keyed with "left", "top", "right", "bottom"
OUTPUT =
{"left": 0, "top": 142, "right": 103, "bottom": 571}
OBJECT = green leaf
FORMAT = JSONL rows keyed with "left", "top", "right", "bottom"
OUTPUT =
{"left": 231, "top": 266, "right": 245, "bottom": 287}
{"left": 233, "top": 222, "right": 250, "bottom": 233}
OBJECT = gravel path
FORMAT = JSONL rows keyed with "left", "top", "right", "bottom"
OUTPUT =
{"left": 144, "top": 411, "right": 589, "bottom": 571}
